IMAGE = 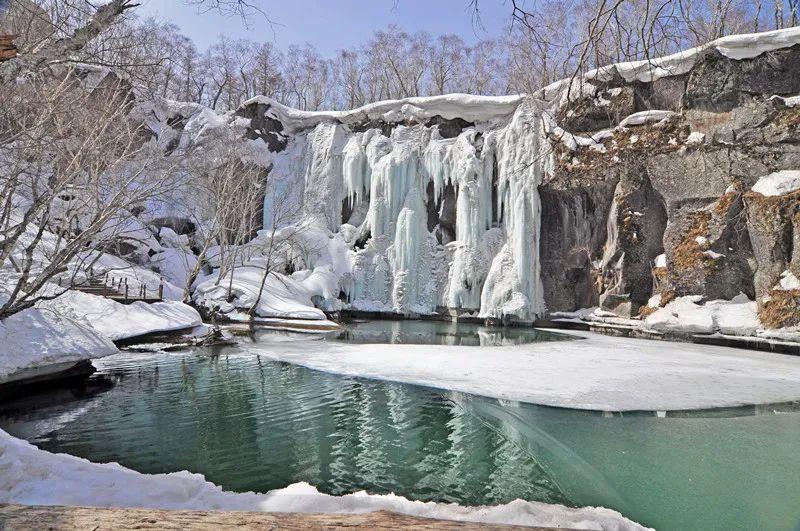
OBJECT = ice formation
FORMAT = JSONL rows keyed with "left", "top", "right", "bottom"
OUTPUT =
{"left": 164, "top": 27, "right": 800, "bottom": 323}
{"left": 262, "top": 98, "right": 549, "bottom": 321}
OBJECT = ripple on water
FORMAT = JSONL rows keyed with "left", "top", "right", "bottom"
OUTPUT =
{"left": 1, "top": 340, "right": 799, "bottom": 531}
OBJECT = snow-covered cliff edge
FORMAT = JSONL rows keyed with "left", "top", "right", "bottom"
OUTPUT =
{"left": 146, "top": 27, "right": 800, "bottom": 333}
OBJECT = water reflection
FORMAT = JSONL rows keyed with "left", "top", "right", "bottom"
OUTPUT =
{"left": 0, "top": 347, "right": 799, "bottom": 531}
{"left": 332, "top": 319, "right": 571, "bottom": 346}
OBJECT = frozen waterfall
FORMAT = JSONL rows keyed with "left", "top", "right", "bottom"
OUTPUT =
{"left": 263, "top": 98, "right": 549, "bottom": 321}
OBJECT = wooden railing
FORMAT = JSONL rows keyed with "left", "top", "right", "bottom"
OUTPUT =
{"left": 58, "top": 271, "right": 164, "bottom": 304}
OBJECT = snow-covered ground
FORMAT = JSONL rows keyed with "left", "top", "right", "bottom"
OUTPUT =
{"left": 644, "top": 294, "right": 761, "bottom": 336}
{"left": 244, "top": 331, "right": 800, "bottom": 412}
{"left": 0, "top": 309, "right": 117, "bottom": 385}
{"left": 41, "top": 291, "right": 202, "bottom": 341}
{"left": 194, "top": 265, "right": 332, "bottom": 321}
{"left": 0, "top": 429, "right": 647, "bottom": 531}
{"left": 554, "top": 295, "right": 800, "bottom": 343}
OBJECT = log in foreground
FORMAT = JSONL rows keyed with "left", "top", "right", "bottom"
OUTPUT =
{"left": 0, "top": 505, "right": 564, "bottom": 530}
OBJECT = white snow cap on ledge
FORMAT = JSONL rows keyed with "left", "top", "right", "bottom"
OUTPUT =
{"left": 538, "top": 26, "right": 800, "bottom": 102}
{"left": 751, "top": 170, "right": 800, "bottom": 196}
{"left": 238, "top": 27, "right": 800, "bottom": 132}
{"left": 245, "top": 94, "right": 524, "bottom": 133}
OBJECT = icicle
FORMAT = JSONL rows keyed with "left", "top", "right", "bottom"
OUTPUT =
{"left": 275, "top": 98, "right": 550, "bottom": 321}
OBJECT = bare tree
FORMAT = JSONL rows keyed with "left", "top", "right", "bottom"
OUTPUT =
{"left": 0, "top": 66, "right": 182, "bottom": 318}
{"left": 248, "top": 180, "right": 310, "bottom": 318}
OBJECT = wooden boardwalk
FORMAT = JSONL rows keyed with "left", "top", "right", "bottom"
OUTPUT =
{"left": 0, "top": 505, "right": 560, "bottom": 530}
{"left": 64, "top": 275, "right": 164, "bottom": 304}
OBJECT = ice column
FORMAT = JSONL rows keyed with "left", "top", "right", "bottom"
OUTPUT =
{"left": 480, "top": 100, "right": 547, "bottom": 320}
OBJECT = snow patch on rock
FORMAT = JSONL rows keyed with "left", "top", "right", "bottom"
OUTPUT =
{"left": 751, "top": 170, "right": 800, "bottom": 197}
{"left": 645, "top": 294, "right": 760, "bottom": 336}
{"left": 777, "top": 270, "right": 800, "bottom": 291}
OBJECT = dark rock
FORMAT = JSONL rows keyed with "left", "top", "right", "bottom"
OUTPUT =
{"left": 539, "top": 169, "right": 618, "bottom": 312}
{"left": 559, "top": 85, "right": 636, "bottom": 133}
{"left": 425, "top": 115, "right": 474, "bottom": 139}
{"left": 684, "top": 46, "right": 800, "bottom": 112}
{"left": 151, "top": 216, "right": 197, "bottom": 235}
{"left": 235, "top": 102, "right": 289, "bottom": 152}
{"left": 348, "top": 119, "right": 396, "bottom": 137}
{"left": 633, "top": 74, "right": 687, "bottom": 112}
{"left": 745, "top": 191, "right": 799, "bottom": 297}
{"left": 598, "top": 163, "right": 668, "bottom": 314}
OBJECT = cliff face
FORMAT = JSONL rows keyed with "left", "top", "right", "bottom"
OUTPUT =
{"left": 147, "top": 28, "right": 800, "bottom": 332}
{"left": 542, "top": 43, "right": 800, "bottom": 326}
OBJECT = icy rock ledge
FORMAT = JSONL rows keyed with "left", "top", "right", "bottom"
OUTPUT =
{"left": 0, "top": 430, "right": 648, "bottom": 530}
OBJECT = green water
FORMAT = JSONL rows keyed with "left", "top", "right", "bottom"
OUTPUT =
{"left": 332, "top": 319, "right": 570, "bottom": 346}
{"left": 1, "top": 337, "right": 799, "bottom": 530}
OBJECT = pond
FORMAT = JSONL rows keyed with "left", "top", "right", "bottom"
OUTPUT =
{"left": 330, "top": 318, "right": 571, "bottom": 346}
{"left": 1, "top": 328, "right": 799, "bottom": 531}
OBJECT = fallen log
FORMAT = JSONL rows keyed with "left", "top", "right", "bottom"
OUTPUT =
{"left": 0, "top": 504, "right": 562, "bottom": 530}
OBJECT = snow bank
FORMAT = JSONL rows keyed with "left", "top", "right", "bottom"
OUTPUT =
{"left": 246, "top": 329, "right": 800, "bottom": 411}
{"left": 0, "top": 309, "right": 117, "bottom": 384}
{"left": 150, "top": 248, "right": 198, "bottom": 289}
{"left": 751, "top": 170, "right": 800, "bottom": 197}
{"left": 645, "top": 295, "right": 761, "bottom": 336}
{"left": 194, "top": 267, "right": 328, "bottom": 320}
{"left": 0, "top": 430, "right": 646, "bottom": 530}
{"left": 41, "top": 291, "right": 202, "bottom": 341}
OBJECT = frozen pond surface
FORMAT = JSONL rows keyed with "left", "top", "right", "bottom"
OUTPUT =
{"left": 250, "top": 324, "right": 800, "bottom": 411}
{"left": 1, "top": 332, "right": 799, "bottom": 531}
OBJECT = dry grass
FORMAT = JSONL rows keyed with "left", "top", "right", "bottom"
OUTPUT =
{"left": 745, "top": 190, "right": 800, "bottom": 236}
{"left": 759, "top": 289, "right": 800, "bottom": 329}
{"left": 713, "top": 182, "right": 742, "bottom": 216}
{"left": 773, "top": 106, "right": 800, "bottom": 128}
{"left": 660, "top": 289, "right": 677, "bottom": 306}
{"left": 638, "top": 304, "right": 659, "bottom": 318}
{"left": 673, "top": 211, "right": 713, "bottom": 272}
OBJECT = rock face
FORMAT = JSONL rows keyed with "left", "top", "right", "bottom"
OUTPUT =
{"left": 152, "top": 30, "right": 800, "bottom": 329}
{"left": 542, "top": 44, "right": 800, "bottom": 322}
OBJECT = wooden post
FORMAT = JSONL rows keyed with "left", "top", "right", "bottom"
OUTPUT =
{"left": 159, "top": 277, "right": 164, "bottom": 300}
{"left": 143, "top": 285, "right": 147, "bottom": 299}
{"left": 124, "top": 279, "right": 128, "bottom": 302}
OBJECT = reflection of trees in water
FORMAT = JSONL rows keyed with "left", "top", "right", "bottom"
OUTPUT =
{"left": 333, "top": 319, "right": 569, "bottom": 346}
{"left": 9, "top": 350, "right": 798, "bottom": 521}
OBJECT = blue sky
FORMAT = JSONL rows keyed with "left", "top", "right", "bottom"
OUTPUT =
{"left": 136, "top": 0, "right": 513, "bottom": 52}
